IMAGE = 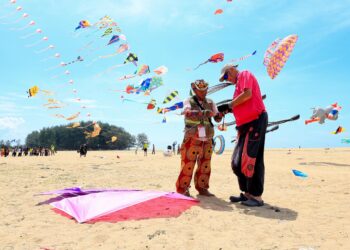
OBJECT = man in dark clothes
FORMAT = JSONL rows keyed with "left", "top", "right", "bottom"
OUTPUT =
{"left": 218, "top": 64, "right": 268, "bottom": 207}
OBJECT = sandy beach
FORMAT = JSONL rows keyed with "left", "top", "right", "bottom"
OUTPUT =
{"left": 0, "top": 148, "right": 349, "bottom": 250}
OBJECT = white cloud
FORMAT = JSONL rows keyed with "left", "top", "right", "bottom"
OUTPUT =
{"left": 0, "top": 117, "right": 25, "bottom": 130}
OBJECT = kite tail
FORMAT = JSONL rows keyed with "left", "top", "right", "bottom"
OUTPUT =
{"left": 25, "top": 40, "right": 42, "bottom": 48}
{"left": 20, "top": 32, "right": 37, "bottom": 39}
{"left": 0, "top": 11, "right": 16, "bottom": 20}
{"left": 85, "top": 57, "right": 99, "bottom": 67}
{"left": 35, "top": 47, "right": 51, "bottom": 54}
{"left": 193, "top": 60, "right": 209, "bottom": 70}
{"left": 230, "top": 50, "right": 257, "bottom": 62}
{"left": 99, "top": 52, "right": 118, "bottom": 59}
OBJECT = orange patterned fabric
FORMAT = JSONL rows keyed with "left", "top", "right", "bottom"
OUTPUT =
{"left": 176, "top": 137, "right": 213, "bottom": 194}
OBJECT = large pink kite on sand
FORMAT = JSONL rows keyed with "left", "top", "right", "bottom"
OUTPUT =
{"left": 38, "top": 187, "right": 198, "bottom": 223}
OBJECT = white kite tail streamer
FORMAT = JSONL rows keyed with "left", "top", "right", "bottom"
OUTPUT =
{"left": 26, "top": 37, "right": 48, "bottom": 48}
{"left": 35, "top": 45, "right": 54, "bottom": 54}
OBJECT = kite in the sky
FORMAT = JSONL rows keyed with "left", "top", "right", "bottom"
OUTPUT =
{"left": 305, "top": 103, "right": 341, "bottom": 125}
{"left": 106, "top": 136, "right": 118, "bottom": 144}
{"left": 51, "top": 70, "right": 70, "bottom": 79}
{"left": 193, "top": 53, "right": 224, "bottom": 70}
{"left": 147, "top": 99, "right": 156, "bottom": 110}
{"left": 163, "top": 91, "right": 179, "bottom": 104}
{"left": 157, "top": 102, "right": 184, "bottom": 114}
{"left": 214, "top": 9, "right": 223, "bottom": 15}
{"left": 263, "top": 34, "right": 298, "bottom": 79}
{"left": 230, "top": 50, "right": 257, "bottom": 62}
{"left": 75, "top": 20, "right": 91, "bottom": 31}
{"left": 331, "top": 126, "right": 345, "bottom": 134}
{"left": 124, "top": 53, "right": 138, "bottom": 66}
{"left": 67, "top": 122, "right": 81, "bottom": 129}
{"left": 154, "top": 65, "right": 168, "bottom": 75}
{"left": 66, "top": 112, "right": 80, "bottom": 121}
{"left": 27, "top": 86, "right": 52, "bottom": 97}
{"left": 107, "top": 35, "right": 120, "bottom": 45}
{"left": 85, "top": 123, "right": 101, "bottom": 138}
{"left": 99, "top": 43, "right": 130, "bottom": 59}
{"left": 135, "top": 64, "right": 150, "bottom": 76}
{"left": 341, "top": 138, "right": 350, "bottom": 144}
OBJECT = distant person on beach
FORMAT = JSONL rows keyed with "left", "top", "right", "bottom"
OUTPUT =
{"left": 79, "top": 144, "right": 87, "bottom": 157}
{"left": 218, "top": 64, "right": 267, "bottom": 207}
{"left": 135, "top": 147, "right": 138, "bottom": 155}
{"left": 177, "top": 144, "right": 180, "bottom": 155}
{"left": 175, "top": 79, "right": 222, "bottom": 197}
{"left": 152, "top": 144, "right": 155, "bottom": 154}
{"left": 172, "top": 142, "right": 176, "bottom": 155}
{"left": 143, "top": 142, "right": 148, "bottom": 156}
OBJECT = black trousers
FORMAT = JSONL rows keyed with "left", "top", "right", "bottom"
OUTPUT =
{"left": 231, "top": 112, "right": 268, "bottom": 196}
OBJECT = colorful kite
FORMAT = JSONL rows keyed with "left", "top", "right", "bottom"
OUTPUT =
{"left": 67, "top": 122, "right": 81, "bottom": 129}
{"left": 163, "top": 91, "right": 179, "bottom": 104}
{"left": 85, "top": 123, "right": 101, "bottom": 138}
{"left": 263, "top": 34, "right": 298, "bottom": 79}
{"left": 124, "top": 53, "right": 138, "bottom": 66}
{"left": 305, "top": 103, "right": 341, "bottom": 125}
{"left": 135, "top": 64, "right": 150, "bottom": 76}
{"left": 331, "top": 126, "right": 345, "bottom": 134}
{"left": 27, "top": 86, "right": 52, "bottom": 97}
{"left": 158, "top": 102, "right": 184, "bottom": 114}
{"left": 66, "top": 112, "right": 80, "bottom": 121}
{"left": 147, "top": 99, "right": 156, "bottom": 110}
{"left": 75, "top": 20, "right": 91, "bottom": 31}
{"left": 37, "top": 187, "right": 197, "bottom": 223}
{"left": 99, "top": 44, "right": 130, "bottom": 59}
{"left": 106, "top": 136, "right": 118, "bottom": 144}
{"left": 194, "top": 53, "right": 224, "bottom": 70}
{"left": 214, "top": 9, "right": 223, "bottom": 15}
{"left": 341, "top": 139, "right": 350, "bottom": 144}
{"left": 107, "top": 35, "right": 120, "bottom": 45}
{"left": 154, "top": 65, "right": 168, "bottom": 75}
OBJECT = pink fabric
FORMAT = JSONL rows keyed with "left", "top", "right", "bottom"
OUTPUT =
{"left": 53, "top": 196, "right": 198, "bottom": 223}
{"left": 232, "top": 70, "right": 265, "bottom": 126}
{"left": 49, "top": 190, "right": 197, "bottom": 223}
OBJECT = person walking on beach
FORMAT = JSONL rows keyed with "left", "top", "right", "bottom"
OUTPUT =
{"left": 143, "top": 142, "right": 148, "bottom": 156}
{"left": 175, "top": 80, "right": 222, "bottom": 197}
{"left": 152, "top": 144, "right": 155, "bottom": 154}
{"left": 218, "top": 64, "right": 267, "bottom": 207}
{"left": 172, "top": 141, "right": 176, "bottom": 155}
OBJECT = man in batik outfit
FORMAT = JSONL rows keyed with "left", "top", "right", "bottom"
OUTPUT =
{"left": 176, "top": 80, "right": 222, "bottom": 197}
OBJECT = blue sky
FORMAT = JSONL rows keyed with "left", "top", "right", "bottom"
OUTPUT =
{"left": 0, "top": 0, "right": 350, "bottom": 149}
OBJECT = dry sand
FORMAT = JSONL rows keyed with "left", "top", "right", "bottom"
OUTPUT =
{"left": 0, "top": 148, "right": 349, "bottom": 250}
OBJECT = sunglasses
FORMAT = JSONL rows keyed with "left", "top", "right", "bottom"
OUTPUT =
{"left": 223, "top": 72, "right": 229, "bottom": 80}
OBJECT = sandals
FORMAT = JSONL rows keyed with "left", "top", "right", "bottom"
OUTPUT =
{"left": 241, "top": 198, "right": 264, "bottom": 207}
{"left": 229, "top": 193, "right": 248, "bottom": 203}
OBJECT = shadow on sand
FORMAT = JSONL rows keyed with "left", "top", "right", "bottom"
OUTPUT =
{"left": 231, "top": 202, "right": 298, "bottom": 221}
{"left": 196, "top": 195, "right": 233, "bottom": 212}
{"left": 196, "top": 195, "right": 298, "bottom": 220}
{"left": 300, "top": 161, "right": 350, "bottom": 167}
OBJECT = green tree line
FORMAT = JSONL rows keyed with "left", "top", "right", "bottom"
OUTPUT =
{"left": 24, "top": 121, "right": 148, "bottom": 150}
